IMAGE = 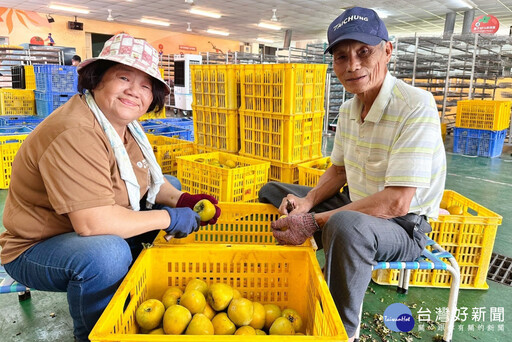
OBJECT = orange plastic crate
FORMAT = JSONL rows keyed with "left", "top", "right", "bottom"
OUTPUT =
{"left": 192, "top": 105, "right": 238, "bottom": 153}
{"left": 239, "top": 110, "right": 324, "bottom": 163}
{"left": 177, "top": 152, "right": 270, "bottom": 202}
{"left": 372, "top": 190, "right": 502, "bottom": 290}
{"left": 89, "top": 245, "right": 347, "bottom": 341}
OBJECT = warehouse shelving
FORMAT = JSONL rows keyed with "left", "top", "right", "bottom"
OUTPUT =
{"left": 158, "top": 53, "right": 175, "bottom": 109}
{"left": 391, "top": 34, "right": 512, "bottom": 139}
{"left": 0, "top": 46, "right": 62, "bottom": 88}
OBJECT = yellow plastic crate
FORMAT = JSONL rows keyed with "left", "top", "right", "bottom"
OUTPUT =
{"left": 24, "top": 65, "right": 36, "bottom": 90}
{"left": 89, "top": 245, "right": 348, "bottom": 341}
{"left": 239, "top": 110, "right": 324, "bottom": 163}
{"left": 0, "top": 89, "right": 35, "bottom": 115}
{"left": 441, "top": 122, "right": 447, "bottom": 142}
{"left": 146, "top": 134, "right": 196, "bottom": 175}
{"left": 1, "top": 134, "right": 28, "bottom": 189}
{"left": 139, "top": 106, "right": 166, "bottom": 121}
{"left": 268, "top": 160, "right": 299, "bottom": 184}
{"left": 298, "top": 157, "right": 331, "bottom": 187}
{"left": 372, "top": 190, "right": 502, "bottom": 290}
{"left": 192, "top": 105, "right": 238, "bottom": 153}
{"left": 191, "top": 64, "right": 239, "bottom": 109}
{"left": 240, "top": 63, "right": 328, "bottom": 115}
{"left": 177, "top": 152, "right": 270, "bottom": 202}
{"left": 153, "top": 202, "right": 315, "bottom": 248}
{"left": 456, "top": 100, "right": 511, "bottom": 131}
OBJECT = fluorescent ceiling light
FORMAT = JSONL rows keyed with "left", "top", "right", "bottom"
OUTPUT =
{"left": 190, "top": 8, "right": 221, "bottom": 18}
{"left": 207, "top": 29, "right": 229, "bottom": 36}
{"left": 257, "top": 38, "right": 274, "bottom": 43}
{"left": 452, "top": 0, "right": 475, "bottom": 8}
{"left": 140, "top": 18, "right": 170, "bottom": 26}
{"left": 48, "top": 4, "right": 90, "bottom": 14}
{"left": 374, "top": 10, "right": 388, "bottom": 19}
{"left": 258, "top": 22, "right": 281, "bottom": 31}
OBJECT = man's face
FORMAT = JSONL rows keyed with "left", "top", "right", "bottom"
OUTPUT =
{"left": 331, "top": 40, "right": 392, "bottom": 96}
{"left": 72, "top": 59, "right": 79, "bottom": 66}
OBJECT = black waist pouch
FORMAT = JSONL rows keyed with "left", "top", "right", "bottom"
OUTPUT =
{"left": 390, "top": 213, "right": 432, "bottom": 249}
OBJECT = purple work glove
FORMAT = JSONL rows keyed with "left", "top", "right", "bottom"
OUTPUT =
{"left": 176, "top": 192, "right": 221, "bottom": 226}
{"left": 271, "top": 213, "right": 320, "bottom": 245}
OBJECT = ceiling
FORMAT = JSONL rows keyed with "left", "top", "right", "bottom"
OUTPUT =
{"left": 4, "top": 0, "right": 512, "bottom": 46}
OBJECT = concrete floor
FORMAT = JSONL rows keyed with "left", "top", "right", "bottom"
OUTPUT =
{"left": 0, "top": 133, "right": 511, "bottom": 341}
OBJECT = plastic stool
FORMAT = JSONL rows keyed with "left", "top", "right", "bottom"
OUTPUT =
{"left": 0, "top": 264, "right": 31, "bottom": 301}
{"left": 325, "top": 238, "right": 460, "bottom": 342}
{"left": 356, "top": 238, "right": 460, "bottom": 342}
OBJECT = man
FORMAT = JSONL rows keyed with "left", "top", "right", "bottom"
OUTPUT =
{"left": 71, "top": 54, "right": 81, "bottom": 66}
{"left": 258, "top": 7, "right": 446, "bottom": 341}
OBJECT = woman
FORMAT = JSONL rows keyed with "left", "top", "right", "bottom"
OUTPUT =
{"left": 0, "top": 33, "right": 220, "bottom": 342}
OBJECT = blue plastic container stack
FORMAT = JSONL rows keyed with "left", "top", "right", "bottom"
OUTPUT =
{"left": 0, "top": 115, "right": 44, "bottom": 137}
{"left": 0, "top": 115, "right": 44, "bottom": 131}
{"left": 453, "top": 128, "right": 507, "bottom": 158}
{"left": 33, "top": 65, "right": 77, "bottom": 117}
{"left": 140, "top": 118, "right": 194, "bottom": 141}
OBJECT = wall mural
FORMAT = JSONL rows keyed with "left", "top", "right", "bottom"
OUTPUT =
{"left": 0, "top": 7, "right": 50, "bottom": 34}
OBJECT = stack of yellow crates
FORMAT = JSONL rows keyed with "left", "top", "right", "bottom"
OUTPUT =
{"left": 191, "top": 64, "right": 239, "bottom": 153}
{"left": 238, "top": 63, "right": 328, "bottom": 183}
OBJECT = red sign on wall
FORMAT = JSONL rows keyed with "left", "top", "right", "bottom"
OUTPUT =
{"left": 179, "top": 45, "right": 197, "bottom": 51}
{"left": 471, "top": 15, "right": 499, "bottom": 34}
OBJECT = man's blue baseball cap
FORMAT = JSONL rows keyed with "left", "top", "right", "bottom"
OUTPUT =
{"left": 325, "top": 7, "right": 389, "bottom": 54}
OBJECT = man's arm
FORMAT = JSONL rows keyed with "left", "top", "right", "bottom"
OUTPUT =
{"left": 278, "top": 164, "right": 346, "bottom": 214}
{"left": 314, "top": 186, "right": 416, "bottom": 227}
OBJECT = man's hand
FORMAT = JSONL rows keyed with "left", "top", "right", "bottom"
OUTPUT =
{"left": 271, "top": 213, "right": 320, "bottom": 245}
{"left": 278, "top": 195, "right": 314, "bottom": 215}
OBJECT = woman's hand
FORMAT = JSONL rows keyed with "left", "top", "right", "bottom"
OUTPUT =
{"left": 162, "top": 206, "right": 200, "bottom": 238}
{"left": 176, "top": 193, "right": 221, "bottom": 226}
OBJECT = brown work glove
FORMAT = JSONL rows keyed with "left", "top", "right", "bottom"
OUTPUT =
{"left": 271, "top": 213, "right": 320, "bottom": 245}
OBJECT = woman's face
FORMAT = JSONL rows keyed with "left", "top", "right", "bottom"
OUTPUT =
{"left": 92, "top": 64, "right": 153, "bottom": 128}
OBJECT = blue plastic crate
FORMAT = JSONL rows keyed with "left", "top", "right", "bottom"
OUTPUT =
{"left": 0, "top": 126, "right": 32, "bottom": 135}
{"left": 453, "top": 127, "right": 507, "bottom": 158}
{"left": 165, "top": 118, "right": 194, "bottom": 132}
{"left": 152, "top": 125, "right": 192, "bottom": 141}
{"left": 35, "top": 91, "right": 75, "bottom": 117}
{"left": 33, "top": 64, "right": 78, "bottom": 92}
{"left": 0, "top": 115, "right": 44, "bottom": 127}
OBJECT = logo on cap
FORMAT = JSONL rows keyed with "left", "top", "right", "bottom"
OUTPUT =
{"left": 333, "top": 15, "right": 369, "bottom": 31}
{"left": 325, "top": 7, "right": 388, "bottom": 54}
